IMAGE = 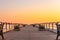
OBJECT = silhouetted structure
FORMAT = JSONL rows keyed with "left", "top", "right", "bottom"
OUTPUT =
{"left": 0, "top": 22, "right": 5, "bottom": 40}
{"left": 56, "top": 22, "right": 60, "bottom": 40}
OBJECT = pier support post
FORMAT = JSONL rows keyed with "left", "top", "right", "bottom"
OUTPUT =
{"left": 8, "top": 23, "right": 10, "bottom": 31}
{"left": 6, "top": 23, "right": 7, "bottom": 32}
{"left": 48, "top": 23, "right": 50, "bottom": 31}
{"left": 52, "top": 23, "right": 54, "bottom": 32}
{"left": 45, "top": 24, "right": 47, "bottom": 30}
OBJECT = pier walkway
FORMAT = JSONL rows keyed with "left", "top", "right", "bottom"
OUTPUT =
{"left": 0, "top": 26, "right": 57, "bottom": 40}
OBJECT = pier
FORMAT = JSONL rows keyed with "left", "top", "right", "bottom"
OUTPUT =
{"left": 0, "top": 22, "right": 59, "bottom": 40}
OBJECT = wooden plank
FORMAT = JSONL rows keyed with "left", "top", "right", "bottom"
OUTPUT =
{"left": 0, "top": 26, "right": 57, "bottom": 40}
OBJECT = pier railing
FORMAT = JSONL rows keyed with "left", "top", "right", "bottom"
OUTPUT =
{"left": 39, "top": 22, "right": 57, "bottom": 33}
{"left": 0, "top": 22, "right": 21, "bottom": 33}
{"left": 0, "top": 22, "right": 58, "bottom": 33}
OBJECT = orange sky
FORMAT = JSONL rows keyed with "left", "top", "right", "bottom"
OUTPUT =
{"left": 0, "top": 0, "right": 60, "bottom": 24}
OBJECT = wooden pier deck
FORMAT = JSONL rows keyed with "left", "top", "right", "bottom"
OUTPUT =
{"left": 0, "top": 26, "right": 57, "bottom": 40}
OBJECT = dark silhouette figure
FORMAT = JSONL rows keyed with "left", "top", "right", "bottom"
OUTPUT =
{"left": 0, "top": 23, "right": 5, "bottom": 40}
{"left": 56, "top": 22, "right": 60, "bottom": 40}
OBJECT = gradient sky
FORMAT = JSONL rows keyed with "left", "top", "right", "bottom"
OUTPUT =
{"left": 0, "top": 0, "right": 60, "bottom": 24}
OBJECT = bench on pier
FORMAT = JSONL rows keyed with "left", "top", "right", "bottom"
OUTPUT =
{"left": 31, "top": 24, "right": 36, "bottom": 27}
{"left": 14, "top": 24, "right": 20, "bottom": 31}
{"left": 23, "top": 24, "right": 26, "bottom": 27}
{"left": 38, "top": 24, "right": 45, "bottom": 31}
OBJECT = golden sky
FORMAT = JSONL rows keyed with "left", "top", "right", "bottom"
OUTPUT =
{"left": 0, "top": 0, "right": 60, "bottom": 24}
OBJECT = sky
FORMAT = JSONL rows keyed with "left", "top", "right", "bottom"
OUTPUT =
{"left": 0, "top": 0, "right": 60, "bottom": 24}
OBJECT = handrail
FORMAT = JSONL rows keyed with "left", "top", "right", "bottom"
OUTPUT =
{"left": 0, "top": 22, "right": 59, "bottom": 33}
{"left": 0, "top": 22, "right": 20, "bottom": 33}
{"left": 33, "top": 22, "right": 58, "bottom": 33}
{"left": 39, "top": 22, "right": 57, "bottom": 33}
